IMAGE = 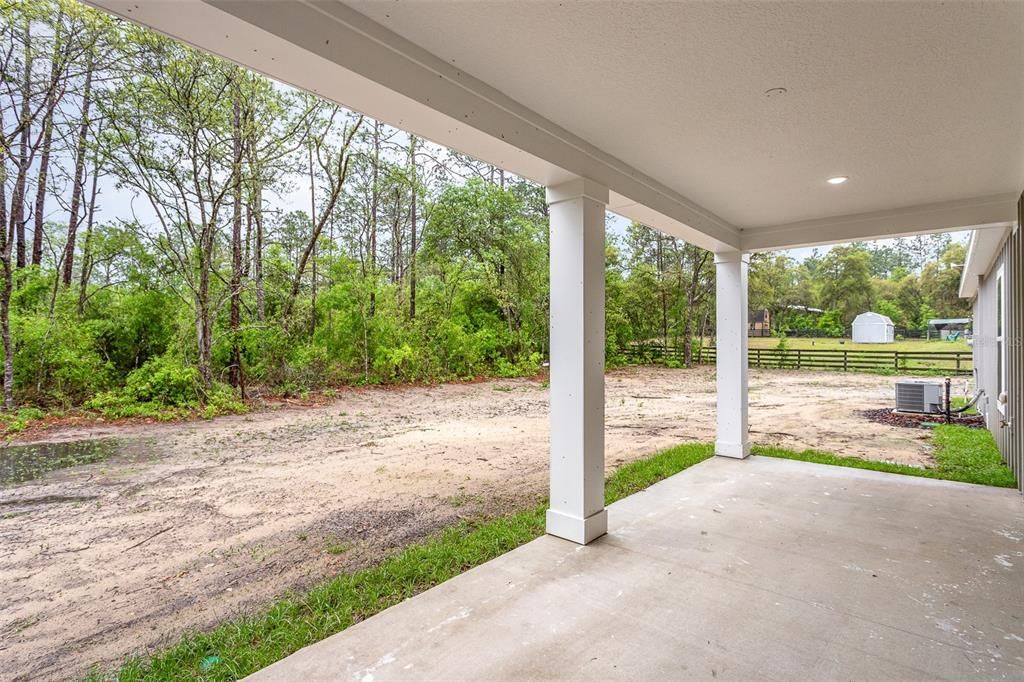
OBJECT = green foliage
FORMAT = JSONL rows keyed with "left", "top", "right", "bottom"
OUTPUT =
{"left": 201, "top": 385, "right": 247, "bottom": 419}
{"left": 817, "top": 245, "right": 874, "bottom": 326}
{"left": 85, "top": 356, "right": 201, "bottom": 418}
{"left": 931, "top": 425, "right": 1017, "bottom": 487}
{"left": 0, "top": 0, "right": 971, "bottom": 421}
{"left": 0, "top": 407, "right": 47, "bottom": 434}
{"left": 10, "top": 287, "right": 114, "bottom": 407}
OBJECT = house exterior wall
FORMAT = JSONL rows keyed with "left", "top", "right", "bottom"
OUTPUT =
{"left": 972, "top": 195, "right": 1023, "bottom": 493}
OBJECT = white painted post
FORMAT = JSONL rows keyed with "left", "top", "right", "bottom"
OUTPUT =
{"left": 546, "top": 177, "right": 608, "bottom": 545}
{"left": 715, "top": 251, "right": 751, "bottom": 458}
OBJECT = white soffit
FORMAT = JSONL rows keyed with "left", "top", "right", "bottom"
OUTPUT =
{"left": 86, "top": 0, "right": 1023, "bottom": 252}
{"left": 348, "top": 0, "right": 1024, "bottom": 230}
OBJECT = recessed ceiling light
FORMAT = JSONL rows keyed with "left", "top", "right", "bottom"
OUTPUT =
{"left": 827, "top": 176, "right": 849, "bottom": 185}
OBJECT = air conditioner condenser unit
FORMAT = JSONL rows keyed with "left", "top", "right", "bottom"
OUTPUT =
{"left": 894, "top": 380, "right": 945, "bottom": 414}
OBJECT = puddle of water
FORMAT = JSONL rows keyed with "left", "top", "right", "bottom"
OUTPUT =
{"left": 0, "top": 439, "right": 120, "bottom": 486}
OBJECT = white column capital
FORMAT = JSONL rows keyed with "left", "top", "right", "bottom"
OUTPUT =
{"left": 545, "top": 177, "right": 609, "bottom": 206}
{"left": 714, "top": 250, "right": 751, "bottom": 265}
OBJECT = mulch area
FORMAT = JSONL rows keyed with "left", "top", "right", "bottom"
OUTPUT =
{"left": 861, "top": 408, "right": 986, "bottom": 430}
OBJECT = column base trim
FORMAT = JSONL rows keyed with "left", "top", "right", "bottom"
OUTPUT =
{"left": 715, "top": 440, "right": 752, "bottom": 459}
{"left": 546, "top": 508, "right": 608, "bottom": 545}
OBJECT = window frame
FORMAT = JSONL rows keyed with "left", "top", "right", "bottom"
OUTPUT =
{"left": 996, "top": 263, "right": 1006, "bottom": 416}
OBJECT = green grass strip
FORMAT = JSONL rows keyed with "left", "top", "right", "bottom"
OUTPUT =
{"left": 90, "top": 443, "right": 714, "bottom": 681}
{"left": 754, "top": 424, "right": 1017, "bottom": 489}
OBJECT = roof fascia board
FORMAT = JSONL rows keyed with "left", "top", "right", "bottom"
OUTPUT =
{"left": 958, "top": 223, "right": 1012, "bottom": 299}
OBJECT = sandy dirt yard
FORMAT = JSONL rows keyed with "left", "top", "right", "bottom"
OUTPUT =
{"left": 0, "top": 366, "right": 945, "bottom": 679}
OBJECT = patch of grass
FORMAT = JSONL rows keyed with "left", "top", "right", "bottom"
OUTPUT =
{"left": 930, "top": 424, "right": 1017, "bottom": 487}
{"left": 445, "top": 493, "right": 482, "bottom": 508}
{"left": 323, "top": 540, "right": 352, "bottom": 556}
{"left": 87, "top": 443, "right": 713, "bottom": 681}
{"left": 754, "top": 425, "right": 1016, "bottom": 488}
{"left": 605, "top": 443, "right": 714, "bottom": 503}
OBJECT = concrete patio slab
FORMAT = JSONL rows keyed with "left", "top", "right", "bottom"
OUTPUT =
{"left": 250, "top": 456, "right": 1024, "bottom": 681}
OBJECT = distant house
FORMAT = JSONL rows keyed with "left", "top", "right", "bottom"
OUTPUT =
{"left": 851, "top": 312, "right": 895, "bottom": 343}
{"left": 927, "top": 318, "right": 971, "bottom": 340}
{"left": 748, "top": 309, "right": 771, "bottom": 337}
{"left": 960, "top": 213, "right": 1022, "bottom": 493}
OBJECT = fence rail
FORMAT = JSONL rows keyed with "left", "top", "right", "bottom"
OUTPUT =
{"left": 620, "top": 344, "right": 973, "bottom": 375}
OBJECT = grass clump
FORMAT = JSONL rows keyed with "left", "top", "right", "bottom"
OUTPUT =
{"left": 754, "top": 424, "right": 1016, "bottom": 488}
{"left": 88, "top": 443, "right": 713, "bottom": 681}
{"left": 930, "top": 424, "right": 1017, "bottom": 487}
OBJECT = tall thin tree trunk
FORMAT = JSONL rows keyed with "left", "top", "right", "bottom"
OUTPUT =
{"left": 368, "top": 121, "right": 379, "bottom": 317}
{"left": 657, "top": 235, "right": 667, "bottom": 347}
{"left": 62, "top": 53, "right": 95, "bottom": 287}
{"left": 11, "top": 22, "right": 33, "bottom": 270}
{"left": 196, "top": 226, "right": 214, "bottom": 390}
{"left": 76, "top": 152, "right": 101, "bottom": 315}
{"left": 408, "top": 136, "right": 417, "bottom": 320}
{"left": 32, "top": 9, "right": 64, "bottom": 267}
{"left": 245, "top": 129, "right": 265, "bottom": 322}
{"left": 241, "top": 112, "right": 251, "bottom": 279}
{"left": 308, "top": 145, "right": 317, "bottom": 336}
{"left": 254, "top": 188, "right": 265, "bottom": 322}
{"left": 0, "top": 170, "right": 14, "bottom": 409}
{"left": 243, "top": 206, "right": 251, "bottom": 278}
{"left": 229, "top": 96, "right": 244, "bottom": 394}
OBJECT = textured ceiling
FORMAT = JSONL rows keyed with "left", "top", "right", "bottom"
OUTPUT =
{"left": 346, "top": 0, "right": 1024, "bottom": 230}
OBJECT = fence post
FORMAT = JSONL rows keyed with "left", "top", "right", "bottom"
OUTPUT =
{"left": 797, "top": 349, "right": 802, "bottom": 370}
{"left": 843, "top": 350, "right": 848, "bottom": 372}
{"left": 956, "top": 353, "right": 961, "bottom": 374}
{"left": 894, "top": 351, "right": 900, "bottom": 371}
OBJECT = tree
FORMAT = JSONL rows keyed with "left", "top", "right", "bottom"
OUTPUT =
{"left": 101, "top": 32, "right": 238, "bottom": 389}
{"left": 280, "top": 102, "right": 362, "bottom": 320}
{"left": 817, "top": 244, "right": 874, "bottom": 325}
{"left": 749, "top": 253, "right": 797, "bottom": 329}
{"left": 920, "top": 242, "right": 969, "bottom": 318}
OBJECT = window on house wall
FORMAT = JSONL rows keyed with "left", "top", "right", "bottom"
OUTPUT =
{"left": 996, "top": 264, "right": 1006, "bottom": 415}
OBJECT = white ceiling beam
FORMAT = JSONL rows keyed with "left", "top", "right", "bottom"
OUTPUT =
{"left": 741, "top": 193, "right": 1018, "bottom": 252}
{"left": 86, "top": 0, "right": 740, "bottom": 252}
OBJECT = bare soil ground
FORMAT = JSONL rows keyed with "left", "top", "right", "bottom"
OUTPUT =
{"left": 0, "top": 366, "right": 943, "bottom": 679}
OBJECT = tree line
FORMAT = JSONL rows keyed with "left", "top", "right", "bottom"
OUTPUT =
{"left": 0, "top": 2, "right": 968, "bottom": 418}
{"left": 749, "top": 236, "right": 968, "bottom": 337}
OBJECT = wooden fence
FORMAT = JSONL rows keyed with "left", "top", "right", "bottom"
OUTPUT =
{"left": 620, "top": 344, "right": 973, "bottom": 375}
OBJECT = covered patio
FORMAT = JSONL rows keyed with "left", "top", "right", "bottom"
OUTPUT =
{"left": 84, "top": 1, "right": 1023, "bottom": 678}
{"left": 252, "top": 456, "right": 1024, "bottom": 680}
{"left": 86, "top": 0, "right": 1023, "bottom": 544}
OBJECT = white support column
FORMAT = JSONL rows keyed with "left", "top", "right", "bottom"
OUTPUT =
{"left": 546, "top": 177, "right": 608, "bottom": 545}
{"left": 715, "top": 251, "right": 751, "bottom": 458}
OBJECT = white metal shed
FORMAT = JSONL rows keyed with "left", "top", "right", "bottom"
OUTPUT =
{"left": 851, "top": 312, "right": 895, "bottom": 343}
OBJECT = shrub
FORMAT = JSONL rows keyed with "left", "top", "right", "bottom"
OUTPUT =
{"left": 85, "top": 356, "right": 202, "bottom": 418}
{"left": 201, "top": 384, "right": 247, "bottom": 419}
{"left": 123, "top": 356, "right": 201, "bottom": 406}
